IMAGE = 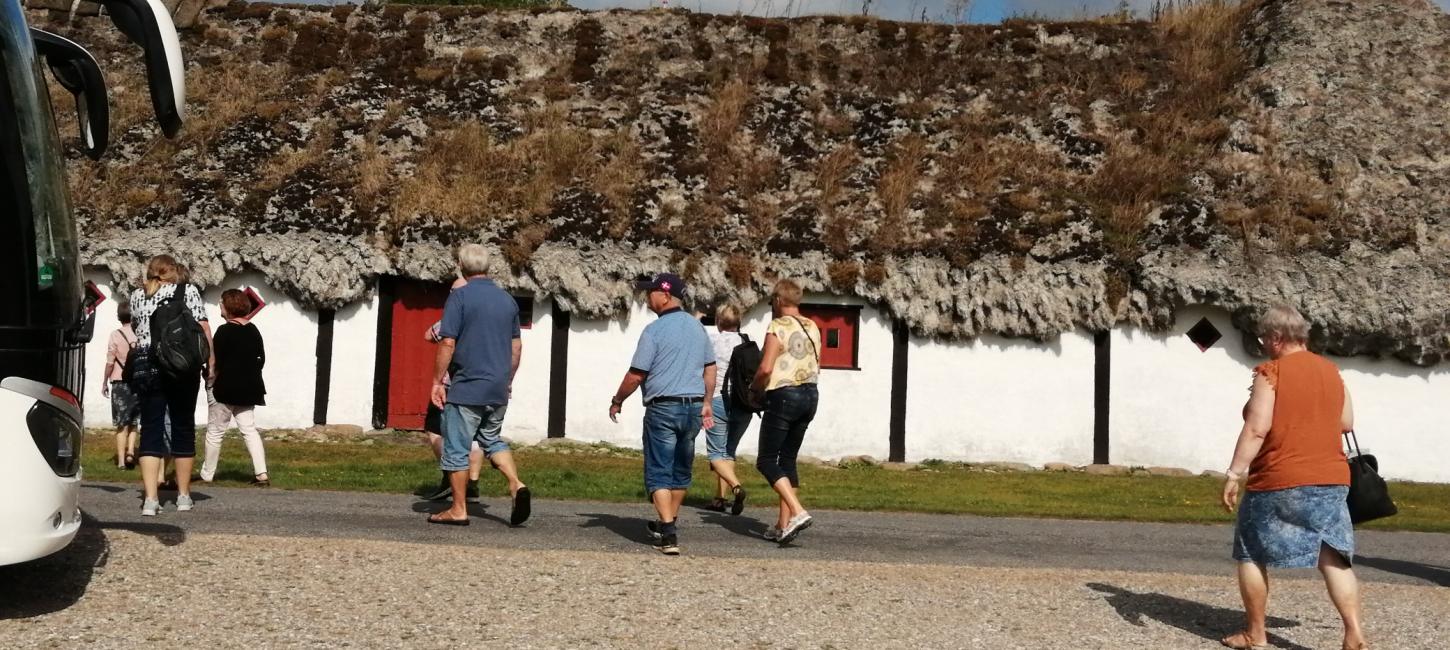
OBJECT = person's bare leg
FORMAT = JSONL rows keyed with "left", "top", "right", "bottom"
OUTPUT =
{"left": 443, "top": 470, "right": 469, "bottom": 519}
{"left": 651, "top": 488, "right": 673, "bottom": 523}
{"left": 139, "top": 456, "right": 161, "bottom": 502}
{"left": 428, "top": 433, "right": 444, "bottom": 461}
{"left": 468, "top": 447, "right": 485, "bottom": 482}
{"left": 126, "top": 427, "right": 138, "bottom": 460}
{"left": 669, "top": 488, "right": 686, "bottom": 522}
{"left": 1226, "top": 561, "right": 1271, "bottom": 647}
{"left": 174, "top": 457, "right": 194, "bottom": 495}
{"left": 1319, "top": 545, "right": 1366, "bottom": 649}
{"left": 156, "top": 457, "right": 168, "bottom": 486}
{"left": 709, "top": 459, "right": 740, "bottom": 497}
{"left": 487, "top": 451, "right": 525, "bottom": 494}
{"left": 771, "top": 477, "right": 805, "bottom": 528}
{"left": 115, "top": 429, "right": 128, "bottom": 468}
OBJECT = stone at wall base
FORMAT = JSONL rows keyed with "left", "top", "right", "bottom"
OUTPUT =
{"left": 838, "top": 455, "right": 878, "bottom": 467}
{"left": 1084, "top": 464, "right": 1130, "bottom": 476}
{"left": 881, "top": 462, "right": 918, "bottom": 471}
{"left": 980, "top": 462, "right": 1036, "bottom": 473}
{"left": 1201, "top": 470, "right": 1229, "bottom": 479}
{"left": 1042, "top": 462, "right": 1076, "bottom": 472}
{"left": 797, "top": 455, "right": 826, "bottom": 466}
{"left": 1146, "top": 466, "right": 1194, "bottom": 477}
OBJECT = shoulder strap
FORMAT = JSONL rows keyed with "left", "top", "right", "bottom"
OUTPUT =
{"left": 789, "top": 316, "right": 819, "bottom": 362}
{"left": 121, "top": 327, "right": 137, "bottom": 348}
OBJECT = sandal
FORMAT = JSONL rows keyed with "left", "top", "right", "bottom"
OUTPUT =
{"left": 427, "top": 511, "right": 470, "bottom": 526}
{"left": 510, "top": 486, "right": 531, "bottom": 527}
{"left": 124, "top": 454, "right": 137, "bottom": 470}
{"left": 251, "top": 474, "right": 271, "bottom": 488}
{"left": 1221, "top": 632, "right": 1268, "bottom": 649}
{"left": 730, "top": 485, "right": 747, "bottom": 516}
{"left": 704, "top": 497, "right": 727, "bottom": 512}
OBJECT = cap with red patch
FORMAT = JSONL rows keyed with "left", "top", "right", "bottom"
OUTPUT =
{"left": 633, "top": 272, "right": 687, "bottom": 298}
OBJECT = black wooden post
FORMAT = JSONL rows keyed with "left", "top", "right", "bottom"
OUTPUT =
{"left": 1093, "top": 330, "right": 1111, "bottom": 465}
{"left": 889, "top": 318, "right": 909, "bottom": 463}
{"left": 547, "top": 300, "right": 570, "bottom": 438}
{"left": 313, "top": 308, "right": 336, "bottom": 425}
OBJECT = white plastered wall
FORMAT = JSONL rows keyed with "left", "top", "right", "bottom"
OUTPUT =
{"left": 1111, "top": 305, "right": 1250, "bottom": 473}
{"left": 907, "top": 331, "right": 1095, "bottom": 466}
{"left": 1335, "top": 356, "right": 1450, "bottom": 483}
{"left": 502, "top": 298, "right": 552, "bottom": 444}
{"left": 327, "top": 295, "right": 377, "bottom": 428}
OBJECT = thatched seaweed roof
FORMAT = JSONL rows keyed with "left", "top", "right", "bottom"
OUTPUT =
{"left": 28, "top": 0, "right": 1450, "bottom": 364}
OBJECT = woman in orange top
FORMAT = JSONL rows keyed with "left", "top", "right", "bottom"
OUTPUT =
{"left": 1220, "top": 305, "right": 1365, "bottom": 650}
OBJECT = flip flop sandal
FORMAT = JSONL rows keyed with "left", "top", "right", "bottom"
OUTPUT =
{"left": 510, "top": 487, "right": 532, "bottom": 527}
{"left": 704, "top": 498, "right": 727, "bottom": 512}
{"left": 251, "top": 475, "right": 271, "bottom": 488}
{"left": 427, "top": 512, "right": 470, "bottom": 526}
{"left": 124, "top": 454, "right": 137, "bottom": 470}
{"left": 1220, "top": 632, "right": 1268, "bottom": 649}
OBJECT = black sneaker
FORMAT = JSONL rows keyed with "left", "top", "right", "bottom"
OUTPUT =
{"left": 658, "top": 533, "right": 680, "bottom": 555}
{"left": 646, "top": 520, "right": 663, "bottom": 541}
{"left": 730, "top": 486, "right": 748, "bottom": 516}
{"left": 422, "top": 475, "right": 452, "bottom": 502}
{"left": 465, "top": 480, "right": 480, "bottom": 502}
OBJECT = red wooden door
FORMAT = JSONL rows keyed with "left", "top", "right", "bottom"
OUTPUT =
{"left": 386, "top": 280, "right": 450, "bottom": 429}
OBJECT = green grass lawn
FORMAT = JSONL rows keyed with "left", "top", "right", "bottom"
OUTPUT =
{"left": 81, "top": 433, "right": 1450, "bottom": 533}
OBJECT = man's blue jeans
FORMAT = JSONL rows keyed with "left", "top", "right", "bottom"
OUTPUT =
{"left": 642, "top": 399, "right": 702, "bottom": 494}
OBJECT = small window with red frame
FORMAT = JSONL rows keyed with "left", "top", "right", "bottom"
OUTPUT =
{"left": 799, "top": 304, "right": 861, "bottom": 370}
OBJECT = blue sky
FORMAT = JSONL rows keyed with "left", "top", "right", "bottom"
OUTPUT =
{"left": 569, "top": 0, "right": 1450, "bottom": 22}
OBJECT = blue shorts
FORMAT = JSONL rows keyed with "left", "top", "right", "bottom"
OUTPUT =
{"left": 705, "top": 396, "right": 751, "bottom": 462}
{"left": 643, "top": 399, "right": 702, "bottom": 493}
{"left": 441, "top": 403, "right": 510, "bottom": 472}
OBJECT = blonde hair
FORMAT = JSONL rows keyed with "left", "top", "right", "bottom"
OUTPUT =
{"left": 456, "top": 243, "right": 490, "bottom": 277}
{"left": 772, "top": 279, "right": 803, "bottom": 308}
{"left": 143, "top": 255, "right": 180, "bottom": 297}
{"left": 715, "top": 303, "right": 741, "bottom": 331}
{"left": 1258, "top": 304, "right": 1311, "bottom": 345}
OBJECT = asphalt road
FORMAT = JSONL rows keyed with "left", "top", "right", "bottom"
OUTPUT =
{"left": 79, "top": 481, "right": 1450, "bottom": 587}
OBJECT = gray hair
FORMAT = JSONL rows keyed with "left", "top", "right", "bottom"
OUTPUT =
{"left": 1258, "top": 304, "right": 1311, "bottom": 344}
{"left": 455, "top": 243, "right": 490, "bottom": 277}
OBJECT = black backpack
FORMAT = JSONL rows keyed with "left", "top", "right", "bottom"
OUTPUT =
{"left": 151, "top": 293, "right": 209, "bottom": 379}
{"left": 723, "top": 334, "right": 763, "bottom": 413}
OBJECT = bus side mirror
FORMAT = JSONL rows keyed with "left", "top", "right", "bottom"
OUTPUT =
{"left": 30, "top": 29, "right": 109, "bottom": 161}
{"left": 98, "top": 0, "right": 185, "bottom": 138}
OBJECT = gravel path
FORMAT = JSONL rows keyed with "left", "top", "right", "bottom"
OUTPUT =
{"left": 3, "top": 528, "right": 1446, "bottom": 649}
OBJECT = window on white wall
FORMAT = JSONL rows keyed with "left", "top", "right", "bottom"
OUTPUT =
{"left": 799, "top": 304, "right": 861, "bottom": 370}
{"left": 514, "top": 296, "right": 534, "bottom": 329}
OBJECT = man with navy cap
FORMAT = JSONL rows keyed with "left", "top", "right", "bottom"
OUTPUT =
{"left": 609, "top": 272, "right": 716, "bottom": 555}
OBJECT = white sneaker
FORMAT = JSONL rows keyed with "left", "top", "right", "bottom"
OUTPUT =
{"left": 175, "top": 494, "right": 194, "bottom": 512}
{"left": 141, "top": 499, "right": 160, "bottom": 517}
{"left": 778, "top": 512, "right": 813, "bottom": 544}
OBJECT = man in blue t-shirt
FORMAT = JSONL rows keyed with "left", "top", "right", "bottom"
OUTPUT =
{"left": 609, "top": 272, "right": 716, "bottom": 555}
{"left": 427, "top": 244, "right": 530, "bottom": 528}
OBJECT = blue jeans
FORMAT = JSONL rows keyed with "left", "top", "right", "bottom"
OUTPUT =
{"left": 441, "top": 403, "right": 509, "bottom": 471}
{"left": 755, "top": 384, "right": 818, "bottom": 487}
{"left": 643, "top": 400, "right": 702, "bottom": 494}
{"left": 138, "top": 375, "right": 200, "bottom": 458}
{"left": 705, "top": 396, "right": 751, "bottom": 462}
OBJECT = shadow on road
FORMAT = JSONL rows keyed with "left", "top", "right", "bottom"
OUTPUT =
{"left": 408, "top": 500, "right": 511, "bottom": 528}
{"left": 0, "top": 514, "right": 185, "bottom": 620}
{"left": 578, "top": 513, "right": 652, "bottom": 547}
{"left": 697, "top": 511, "right": 769, "bottom": 540}
{"left": 1086, "top": 583, "right": 1308, "bottom": 650}
{"left": 1355, "top": 556, "right": 1450, "bottom": 587}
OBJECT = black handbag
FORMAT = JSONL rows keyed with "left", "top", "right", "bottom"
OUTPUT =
{"left": 1343, "top": 431, "right": 1397, "bottom": 524}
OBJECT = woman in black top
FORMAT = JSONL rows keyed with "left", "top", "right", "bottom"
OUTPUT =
{"left": 200, "top": 289, "right": 270, "bottom": 486}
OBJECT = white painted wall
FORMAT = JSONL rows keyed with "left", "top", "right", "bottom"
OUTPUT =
{"left": 907, "top": 331, "right": 1096, "bottom": 466}
{"left": 1336, "top": 356, "right": 1450, "bottom": 483}
{"left": 504, "top": 298, "right": 552, "bottom": 444}
{"left": 565, "top": 301, "right": 656, "bottom": 448}
{"left": 327, "top": 295, "right": 377, "bottom": 428}
{"left": 1111, "top": 305, "right": 1252, "bottom": 473}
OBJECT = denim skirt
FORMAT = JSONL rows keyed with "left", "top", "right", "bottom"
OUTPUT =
{"left": 1233, "top": 485, "right": 1353, "bottom": 568}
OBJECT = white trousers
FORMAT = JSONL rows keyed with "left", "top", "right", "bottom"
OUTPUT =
{"left": 202, "top": 388, "right": 268, "bottom": 480}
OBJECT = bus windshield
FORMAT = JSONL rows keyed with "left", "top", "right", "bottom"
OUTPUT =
{"left": 0, "top": 1, "right": 82, "bottom": 329}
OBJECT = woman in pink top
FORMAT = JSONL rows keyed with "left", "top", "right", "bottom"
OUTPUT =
{"left": 101, "top": 302, "right": 141, "bottom": 469}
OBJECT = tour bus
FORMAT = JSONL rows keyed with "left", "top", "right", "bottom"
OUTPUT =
{"left": 0, "top": 0, "right": 184, "bottom": 565}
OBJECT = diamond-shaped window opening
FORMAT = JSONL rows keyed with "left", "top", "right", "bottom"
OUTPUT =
{"left": 1186, "top": 317, "right": 1223, "bottom": 352}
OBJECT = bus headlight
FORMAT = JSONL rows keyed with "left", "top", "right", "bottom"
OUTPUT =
{"left": 27, "top": 401, "right": 82, "bottom": 477}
